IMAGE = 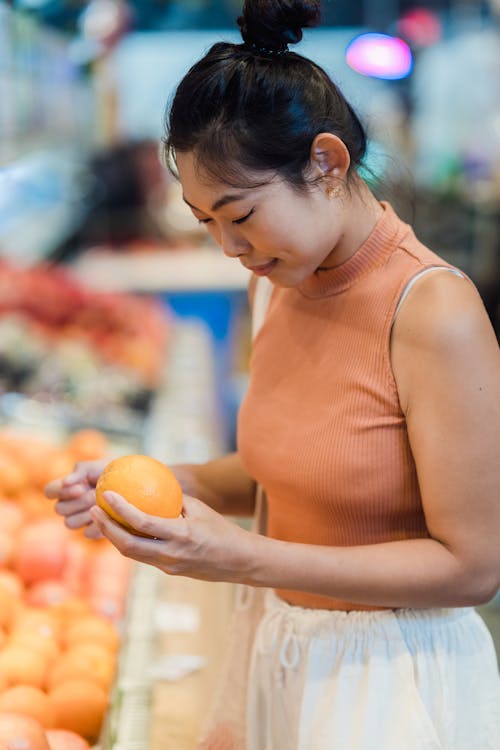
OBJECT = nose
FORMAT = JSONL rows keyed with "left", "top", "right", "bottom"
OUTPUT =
{"left": 220, "top": 228, "right": 250, "bottom": 259}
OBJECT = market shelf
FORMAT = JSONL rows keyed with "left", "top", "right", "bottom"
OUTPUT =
{"left": 73, "top": 248, "right": 251, "bottom": 293}
{"left": 99, "top": 319, "right": 233, "bottom": 750}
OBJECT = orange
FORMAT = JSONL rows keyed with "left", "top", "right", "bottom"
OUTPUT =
{"left": 63, "top": 540, "right": 91, "bottom": 597}
{"left": 89, "top": 593, "right": 125, "bottom": 622}
{"left": 26, "top": 580, "right": 72, "bottom": 609}
{"left": 45, "top": 729, "right": 90, "bottom": 750}
{"left": 48, "top": 679, "right": 108, "bottom": 742}
{"left": 30, "top": 451, "right": 75, "bottom": 492}
{"left": 8, "top": 631, "right": 60, "bottom": 664}
{"left": 0, "top": 501, "right": 24, "bottom": 535}
{"left": 50, "top": 598, "right": 91, "bottom": 626}
{"left": 0, "top": 586, "right": 22, "bottom": 631}
{"left": 0, "top": 712, "right": 50, "bottom": 750}
{"left": 95, "top": 454, "right": 182, "bottom": 533}
{"left": 0, "top": 647, "right": 48, "bottom": 689}
{"left": 0, "top": 572, "right": 24, "bottom": 599}
{"left": 0, "top": 532, "right": 15, "bottom": 567}
{"left": 0, "top": 686, "right": 55, "bottom": 728}
{"left": 67, "top": 430, "right": 109, "bottom": 462}
{"left": 46, "top": 645, "right": 115, "bottom": 691}
{"left": 63, "top": 615, "right": 120, "bottom": 652}
{"left": 0, "top": 454, "right": 29, "bottom": 497}
{"left": 11, "top": 608, "right": 62, "bottom": 644}
{"left": 17, "top": 491, "right": 55, "bottom": 521}
{"left": 13, "top": 520, "right": 69, "bottom": 586}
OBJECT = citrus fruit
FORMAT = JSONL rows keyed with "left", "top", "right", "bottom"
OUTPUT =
{"left": 0, "top": 585, "right": 22, "bottom": 630}
{"left": 0, "top": 501, "right": 24, "bottom": 535}
{"left": 95, "top": 454, "right": 183, "bottom": 532}
{"left": 13, "top": 520, "right": 69, "bottom": 586}
{"left": 8, "top": 631, "right": 60, "bottom": 664}
{"left": 0, "top": 712, "right": 50, "bottom": 750}
{"left": 0, "top": 572, "right": 24, "bottom": 598}
{"left": 26, "top": 580, "right": 72, "bottom": 609}
{"left": 63, "top": 615, "right": 120, "bottom": 652}
{"left": 45, "top": 729, "right": 90, "bottom": 750}
{"left": 67, "top": 430, "right": 108, "bottom": 462}
{"left": 0, "top": 686, "right": 55, "bottom": 728}
{"left": 48, "top": 679, "right": 108, "bottom": 742}
{"left": 0, "top": 647, "right": 48, "bottom": 689}
{"left": 12, "top": 608, "right": 62, "bottom": 644}
{"left": 46, "top": 644, "right": 115, "bottom": 691}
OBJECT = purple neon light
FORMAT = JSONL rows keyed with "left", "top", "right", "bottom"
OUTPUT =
{"left": 346, "top": 33, "right": 413, "bottom": 80}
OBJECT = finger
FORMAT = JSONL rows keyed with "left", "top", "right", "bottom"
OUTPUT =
{"left": 54, "top": 491, "right": 95, "bottom": 518}
{"left": 48, "top": 483, "right": 91, "bottom": 504}
{"left": 180, "top": 495, "right": 206, "bottom": 516}
{"left": 83, "top": 521, "right": 104, "bottom": 540}
{"left": 44, "top": 478, "right": 66, "bottom": 499}
{"left": 63, "top": 509, "right": 94, "bottom": 530}
{"left": 45, "top": 474, "right": 90, "bottom": 499}
{"left": 59, "top": 460, "right": 104, "bottom": 488}
{"left": 89, "top": 506, "right": 164, "bottom": 563}
{"left": 100, "top": 491, "right": 184, "bottom": 539}
{"left": 61, "top": 468, "right": 90, "bottom": 486}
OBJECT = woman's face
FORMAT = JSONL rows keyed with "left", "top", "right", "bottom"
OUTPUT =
{"left": 175, "top": 151, "right": 346, "bottom": 288}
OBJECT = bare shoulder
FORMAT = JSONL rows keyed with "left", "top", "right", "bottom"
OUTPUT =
{"left": 391, "top": 269, "right": 500, "bottom": 411}
{"left": 394, "top": 269, "right": 497, "bottom": 346}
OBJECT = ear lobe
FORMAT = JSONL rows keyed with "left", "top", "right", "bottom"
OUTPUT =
{"left": 311, "top": 132, "right": 351, "bottom": 180}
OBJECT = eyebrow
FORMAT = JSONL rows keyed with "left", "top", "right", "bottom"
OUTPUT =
{"left": 183, "top": 193, "right": 247, "bottom": 213}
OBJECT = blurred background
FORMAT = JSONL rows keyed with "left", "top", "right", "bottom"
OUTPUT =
{"left": 0, "top": 3, "right": 499, "bottom": 747}
{"left": 2, "top": 0, "right": 499, "bottom": 443}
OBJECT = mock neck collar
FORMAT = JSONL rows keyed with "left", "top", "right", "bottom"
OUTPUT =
{"left": 298, "top": 202, "right": 407, "bottom": 299}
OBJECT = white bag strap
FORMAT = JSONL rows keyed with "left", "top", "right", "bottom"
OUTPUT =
{"left": 251, "top": 276, "right": 274, "bottom": 339}
{"left": 250, "top": 276, "right": 273, "bottom": 535}
{"left": 394, "top": 265, "right": 465, "bottom": 320}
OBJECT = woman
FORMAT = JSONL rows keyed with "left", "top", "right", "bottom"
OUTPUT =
{"left": 46, "top": 1, "right": 500, "bottom": 747}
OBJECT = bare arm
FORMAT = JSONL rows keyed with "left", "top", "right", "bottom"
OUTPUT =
{"left": 174, "top": 452, "right": 257, "bottom": 516}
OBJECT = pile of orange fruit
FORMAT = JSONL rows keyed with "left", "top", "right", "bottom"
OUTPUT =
{"left": 0, "top": 428, "right": 133, "bottom": 749}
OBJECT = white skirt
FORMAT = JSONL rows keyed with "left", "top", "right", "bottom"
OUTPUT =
{"left": 197, "top": 587, "right": 500, "bottom": 750}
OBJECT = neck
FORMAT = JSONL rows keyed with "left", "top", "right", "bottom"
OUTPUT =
{"left": 319, "top": 181, "right": 384, "bottom": 271}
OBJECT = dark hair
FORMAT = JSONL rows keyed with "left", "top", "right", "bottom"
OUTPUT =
{"left": 162, "top": 0, "right": 367, "bottom": 191}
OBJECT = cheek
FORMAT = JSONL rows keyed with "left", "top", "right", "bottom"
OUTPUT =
{"left": 205, "top": 223, "right": 222, "bottom": 245}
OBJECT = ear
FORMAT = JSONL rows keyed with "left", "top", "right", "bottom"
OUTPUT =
{"left": 310, "top": 132, "right": 351, "bottom": 181}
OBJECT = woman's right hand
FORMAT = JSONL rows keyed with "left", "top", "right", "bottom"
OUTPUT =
{"left": 45, "top": 459, "right": 108, "bottom": 538}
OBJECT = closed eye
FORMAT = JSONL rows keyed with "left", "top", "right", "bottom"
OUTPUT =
{"left": 196, "top": 208, "right": 255, "bottom": 226}
{"left": 233, "top": 209, "right": 254, "bottom": 225}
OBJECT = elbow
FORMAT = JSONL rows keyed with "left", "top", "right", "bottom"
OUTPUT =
{"left": 464, "top": 581, "right": 499, "bottom": 607}
{"left": 454, "top": 564, "right": 500, "bottom": 607}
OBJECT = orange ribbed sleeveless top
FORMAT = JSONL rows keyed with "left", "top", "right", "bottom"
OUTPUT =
{"left": 237, "top": 202, "right": 455, "bottom": 611}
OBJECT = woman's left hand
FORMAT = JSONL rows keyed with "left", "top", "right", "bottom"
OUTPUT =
{"left": 89, "top": 491, "right": 255, "bottom": 584}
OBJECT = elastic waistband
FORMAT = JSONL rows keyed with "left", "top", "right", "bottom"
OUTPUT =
{"left": 265, "top": 589, "right": 474, "bottom": 638}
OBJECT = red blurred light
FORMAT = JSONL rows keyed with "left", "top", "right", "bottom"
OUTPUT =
{"left": 397, "top": 8, "right": 442, "bottom": 47}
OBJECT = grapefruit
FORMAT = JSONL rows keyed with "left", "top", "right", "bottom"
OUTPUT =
{"left": 95, "top": 454, "right": 182, "bottom": 533}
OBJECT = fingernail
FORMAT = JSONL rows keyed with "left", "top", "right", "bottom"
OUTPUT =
{"left": 103, "top": 490, "right": 121, "bottom": 502}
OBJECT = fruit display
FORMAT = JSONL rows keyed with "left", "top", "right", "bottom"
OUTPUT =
{"left": 0, "top": 427, "right": 134, "bottom": 748}
{"left": 0, "top": 260, "right": 172, "bottom": 428}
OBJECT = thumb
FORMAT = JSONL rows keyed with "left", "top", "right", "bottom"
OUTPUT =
{"left": 63, "top": 460, "right": 105, "bottom": 487}
{"left": 181, "top": 495, "right": 212, "bottom": 518}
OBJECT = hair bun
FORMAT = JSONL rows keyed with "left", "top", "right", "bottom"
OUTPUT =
{"left": 238, "top": 0, "right": 321, "bottom": 52}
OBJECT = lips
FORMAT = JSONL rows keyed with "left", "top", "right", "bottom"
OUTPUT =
{"left": 246, "top": 259, "right": 278, "bottom": 276}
